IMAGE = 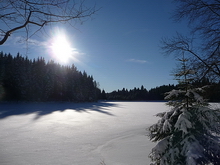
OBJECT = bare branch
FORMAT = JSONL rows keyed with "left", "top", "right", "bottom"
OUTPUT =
{"left": 161, "top": 33, "right": 220, "bottom": 79}
{"left": 164, "top": 0, "right": 220, "bottom": 81}
{"left": 0, "top": 0, "right": 98, "bottom": 45}
{"left": 173, "top": 0, "right": 220, "bottom": 49}
{"left": 0, "top": 10, "right": 32, "bottom": 45}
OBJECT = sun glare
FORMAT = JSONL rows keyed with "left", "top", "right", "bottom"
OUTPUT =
{"left": 49, "top": 30, "right": 75, "bottom": 64}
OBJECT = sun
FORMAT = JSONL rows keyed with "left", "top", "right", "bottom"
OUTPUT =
{"left": 50, "top": 31, "right": 74, "bottom": 64}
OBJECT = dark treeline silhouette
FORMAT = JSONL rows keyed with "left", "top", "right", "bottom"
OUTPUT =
{"left": 104, "top": 81, "right": 220, "bottom": 102}
{"left": 1, "top": 52, "right": 220, "bottom": 102}
{"left": 0, "top": 52, "right": 101, "bottom": 102}
{"left": 105, "top": 85, "right": 176, "bottom": 101}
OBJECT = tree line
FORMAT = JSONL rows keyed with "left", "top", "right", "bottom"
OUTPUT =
{"left": 0, "top": 52, "right": 101, "bottom": 102}
{"left": 104, "top": 80, "right": 220, "bottom": 102}
{"left": 104, "top": 85, "right": 176, "bottom": 101}
{"left": 1, "top": 52, "right": 220, "bottom": 102}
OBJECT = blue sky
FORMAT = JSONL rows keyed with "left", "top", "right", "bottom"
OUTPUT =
{"left": 0, "top": 0, "right": 189, "bottom": 92}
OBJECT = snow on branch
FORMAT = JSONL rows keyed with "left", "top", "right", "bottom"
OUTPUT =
{"left": 174, "top": 111, "right": 192, "bottom": 134}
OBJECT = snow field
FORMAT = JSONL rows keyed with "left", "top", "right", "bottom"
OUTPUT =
{"left": 0, "top": 102, "right": 169, "bottom": 165}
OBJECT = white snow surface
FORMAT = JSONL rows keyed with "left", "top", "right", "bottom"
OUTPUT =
{"left": 0, "top": 101, "right": 168, "bottom": 165}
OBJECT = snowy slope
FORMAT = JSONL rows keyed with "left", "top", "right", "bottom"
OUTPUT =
{"left": 0, "top": 102, "right": 168, "bottom": 165}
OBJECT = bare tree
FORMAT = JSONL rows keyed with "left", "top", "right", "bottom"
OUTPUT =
{"left": 162, "top": 0, "right": 220, "bottom": 81}
{"left": 173, "top": 0, "right": 220, "bottom": 49}
{"left": 161, "top": 33, "right": 220, "bottom": 81}
{"left": 0, "top": 0, "right": 97, "bottom": 45}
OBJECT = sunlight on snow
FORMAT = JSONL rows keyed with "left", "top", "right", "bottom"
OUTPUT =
{"left": 35, "top": 109, "right": 92, "bottom": 124}
{"left": 0, "top": 102, "right": 168, "bottom": 165}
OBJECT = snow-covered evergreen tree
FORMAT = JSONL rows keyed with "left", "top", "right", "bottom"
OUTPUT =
{"left": 148, "top": 55, "right": 220, "bottom": 165}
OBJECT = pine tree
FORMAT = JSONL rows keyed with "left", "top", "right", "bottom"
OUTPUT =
{"left": 101, "top": 89, "right": 107, "bottom": 100}
{"left": 148, "top": 54, "right": 220, "bottom": 165}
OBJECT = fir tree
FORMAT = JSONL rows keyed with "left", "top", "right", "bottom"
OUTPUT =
{"left": 148, "top": 54, "right": 220, "bottom": 165}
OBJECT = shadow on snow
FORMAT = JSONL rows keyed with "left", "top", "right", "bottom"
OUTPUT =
{"left": 0, "top": 101, "right": 118, "bottom": 120}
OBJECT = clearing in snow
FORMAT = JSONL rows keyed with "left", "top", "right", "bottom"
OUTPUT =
{"left": 0, "top": 101, "right": 168, "bottom": 165}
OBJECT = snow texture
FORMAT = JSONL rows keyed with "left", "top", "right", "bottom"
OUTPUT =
{"left": 164, "top": 89, "right": 183, "bottom": 100}
{"left": 0, "top": 102, "right": 168, "bottom": 165}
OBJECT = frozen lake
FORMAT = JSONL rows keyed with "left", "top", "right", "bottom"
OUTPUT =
{"left": 0, "top": 101, "right": 169, "bottom": 165}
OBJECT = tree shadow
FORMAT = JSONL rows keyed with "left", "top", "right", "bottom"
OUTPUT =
{"left": 0, "top": 101, "right": 118, "bottom": 120}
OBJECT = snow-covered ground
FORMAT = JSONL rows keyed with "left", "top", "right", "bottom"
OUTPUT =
{"left": 0, "top": 101, "right": 169, "bottom": 165}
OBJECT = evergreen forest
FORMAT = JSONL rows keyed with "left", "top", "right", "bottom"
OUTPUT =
{"left": 106, "top": 80, "right": 220, "bottom": 102}
{"left": 105, "top": 85, "right": 176, "bottom": 101}
{"left": 0, "top": 52, "right": 101, "bottom": 102}
{"left": 1, "top": 52, "right": 220, "bottom": 102}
